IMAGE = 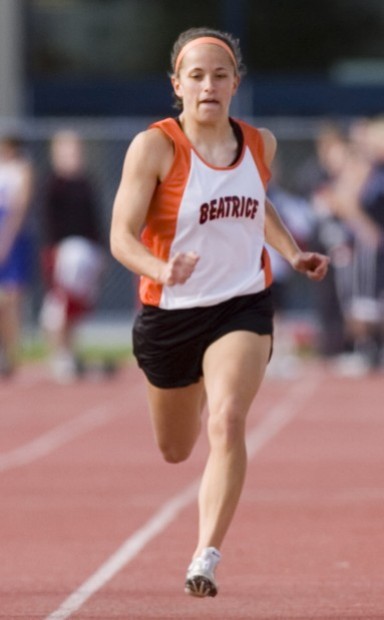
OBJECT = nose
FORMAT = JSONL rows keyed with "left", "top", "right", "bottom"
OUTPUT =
{"left": 202, "top": 74, "right": 215, "bottom": 91}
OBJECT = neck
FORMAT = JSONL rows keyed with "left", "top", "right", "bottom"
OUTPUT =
{"left": 179, "top": 114, "right": 233, "bottom": 144}
{"left": 178, "top": 115, "right": 239, "bottom": 167}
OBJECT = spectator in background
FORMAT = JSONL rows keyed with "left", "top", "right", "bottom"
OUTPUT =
{"left": 309, "top": 117, "right": 383, "bottom": 372}
{"left": 297, "top": 123, "right": 358, "bottom": 359}
{"left": 0, "top": 135, "right": 34, "bottom": 377}
{"left": 345, "top": 116, "right": 384, "bottom": 368}
{"left": 39, "top": 130, "right": 105, "bottom": 382}
{"left": 295, "top": 122, "right": 349, "bottom": 199}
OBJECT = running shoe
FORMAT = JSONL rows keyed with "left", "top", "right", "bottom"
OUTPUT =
{"left": 184, "top": 547, "right": 221, "bottom": 597}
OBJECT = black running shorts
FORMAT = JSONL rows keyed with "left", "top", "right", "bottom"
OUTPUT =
{"left": 132, "top": 288, "right": 274, "bottom": 389}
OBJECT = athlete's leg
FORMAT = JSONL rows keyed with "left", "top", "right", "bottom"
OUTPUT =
{"left": 146, "top": 379, "right": 206, "bottom": 463}
{"left": 0, "top": 288, "right": 23, "bottom": 373}
{"left": 193, "top": 330, "right": 271, "bottom": 557}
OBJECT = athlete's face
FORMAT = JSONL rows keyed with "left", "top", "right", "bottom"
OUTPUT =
{"left": 172, "top": 44, "right": 239, "bottom": 122}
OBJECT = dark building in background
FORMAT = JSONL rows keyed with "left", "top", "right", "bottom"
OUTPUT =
{"left": 25, "top": 0, "right": 384, "bottom": 118}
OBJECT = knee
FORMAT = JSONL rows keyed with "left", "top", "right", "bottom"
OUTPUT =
{"left": 208, "top": 399, "right": 246, "bottom": 450}
{"left": 158, "top": 442, "right": 192, "bottom": 464}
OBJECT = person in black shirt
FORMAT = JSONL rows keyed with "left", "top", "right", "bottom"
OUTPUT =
{"left": 349, "top": 117, "right": 384, "bottom": 367}
{"left": 40, "top": 130, "right": 104, "bottom": 381}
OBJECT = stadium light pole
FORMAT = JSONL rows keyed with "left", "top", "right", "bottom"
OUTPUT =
{"left": 0, "top": 0, "right": 25, "bottom": 118}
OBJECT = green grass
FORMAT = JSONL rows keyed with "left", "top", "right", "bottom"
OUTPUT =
{"left": 21, "top": 338, "right": 132, "bottom": 364}
{"left": 74, "top": 345, "right": 132, "bottom": 363}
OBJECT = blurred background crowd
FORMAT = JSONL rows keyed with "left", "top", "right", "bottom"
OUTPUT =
{"left": 0, "top": 0, "right": 383, "bottom": 381}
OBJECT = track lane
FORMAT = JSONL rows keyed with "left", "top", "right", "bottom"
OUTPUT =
{"left": 1, "top": 364, "right": 384, "bottom": 618}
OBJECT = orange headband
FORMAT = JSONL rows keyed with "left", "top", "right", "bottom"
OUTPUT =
{"left": 174, "top": 36, "right": 237, "bottom": 74}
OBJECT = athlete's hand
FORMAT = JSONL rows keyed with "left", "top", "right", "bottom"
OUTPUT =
{"left": 160, "top": 251, "right": 200, "bottom": 286}
{"left": 291, "top": 251, "right": 330, "bottom": 281}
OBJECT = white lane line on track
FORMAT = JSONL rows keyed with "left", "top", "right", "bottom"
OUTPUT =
{"left": 0, "top": 403, "right": 120, "bottom": 473}
{"left": 246, "top": 375, "right": 319, "bottom": 458}
{"left": 44, "top": 374, "right": 321, "bottom": 620}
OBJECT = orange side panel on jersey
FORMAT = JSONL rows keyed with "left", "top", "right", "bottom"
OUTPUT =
{"left": 236, "top": 121, "right": 273, "bottom": 286}
{"left": 235, "top": 120, "right": 271, "bottom": 188}
{"left": 139, "top": 119, "right": 191, "bottom": 306}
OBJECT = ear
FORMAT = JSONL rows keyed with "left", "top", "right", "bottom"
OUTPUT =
{"left": 232, "top": 75, "right": 241, "bottom": 96}
{"left": 171, "top": 75, "right": 183, "bottom": 99}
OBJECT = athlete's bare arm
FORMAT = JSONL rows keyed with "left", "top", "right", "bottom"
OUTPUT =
{"left": 260, "top": 128, "right": 302, "bottom": 266}
{"left": 258, "top": 128, "right": 329, "bottom": 282}
{"left": 110, "top": 129, "right": 199, "bottom": 285}
{"left": 265, "top": 198, "right": 329, "bottom": 281}
{"left": 259, "top": 127, "right": 277, "bottom": 168}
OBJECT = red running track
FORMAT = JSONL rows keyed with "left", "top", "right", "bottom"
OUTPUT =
{"left": 0, "top": 360, "right": 384, "bottom": 619}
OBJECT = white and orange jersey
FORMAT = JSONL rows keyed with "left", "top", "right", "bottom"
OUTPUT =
{"left": 140, "top": 117, "right": 273, "bottom": 309}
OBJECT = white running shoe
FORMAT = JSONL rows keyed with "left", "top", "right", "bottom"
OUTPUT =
{"left": 51, "top": 349, "right": 77, "bottom": 383}
{"left": 184, "top": 547, "right": 221, "bottom": 597}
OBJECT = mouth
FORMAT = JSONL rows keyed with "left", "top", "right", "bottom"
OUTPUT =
{"left": 199, "top": 98, "right": 220, "bottom": 106}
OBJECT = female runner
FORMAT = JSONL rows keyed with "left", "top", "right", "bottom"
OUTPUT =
{"left": 110, "top": 27, "right": 329, "bottom": 597}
